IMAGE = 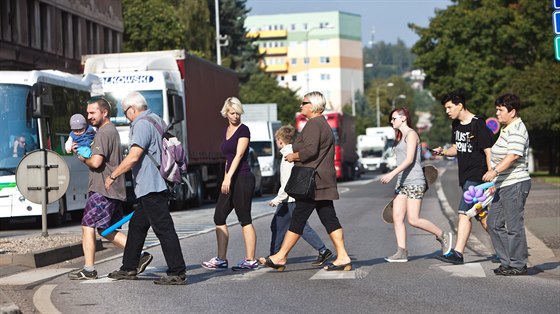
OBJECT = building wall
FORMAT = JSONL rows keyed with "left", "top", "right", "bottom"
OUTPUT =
{"left": 0, "top": 0, "right": 122, "bottom": 73}
{"left": 246, "top": 11, "right": 363, "bottom": 113}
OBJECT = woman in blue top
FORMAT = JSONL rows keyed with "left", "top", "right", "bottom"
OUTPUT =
{"left": 380, "top": 107, "right": 452, "bottom": 262}
{"left": 202, "top": 97, "right": 257, "bottom": 270}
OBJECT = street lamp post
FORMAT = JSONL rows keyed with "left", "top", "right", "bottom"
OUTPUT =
{"left": 392, "top": 94, "right": 406, "bottom": 109}
{"left": 215, "top": 0, "right": 221, "bottom": 65}
{"left": 305, "top": 24, "right": 334, "bottom": 92}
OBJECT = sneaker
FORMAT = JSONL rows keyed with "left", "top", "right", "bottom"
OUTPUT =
{"left": 501, "top": 266, "right": 528, "bottom": 276}
{"left": 201, "top": 257, "right": 228, "bottom": 270}
{"left": 108, "top": 269, "right": 138, "bottom": 280}
{"left": 234, "top": 259, "right": 259, "bottom": 270}
{"left": 436, "top": 232, "right": 453, "bottom": 255}
{"left": 493, "top": 265, "right": 511, "bottom": 275}
{"left": 137, "top": 252, "right": 154, "bottom": 274}
{"left": 311, "top": 249, "right": 333, "bottom": 267}
{"left": 68, "top": 268, "right": 97, "bottom": 280}
{"left": 435, "top": 249, "right": 464, "bottom": 264}
{"left": 385, "top": 247, "right": 408, "bottom": 263}
{"left": 154, "top": 273, "right": 187, "bottom": 285}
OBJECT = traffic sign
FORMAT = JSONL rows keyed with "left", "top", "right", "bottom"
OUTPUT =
{"left": 16, "top": 150, "right": 70, "bottom": 204}
{"left": 554, "top": 11, "right": 560, "bottom": 34}
{"left": 554, "top": 0, "right": 560, "bottom": 10}
{"left": 486, "top": 117, "right": 500, "bottom": 135}
{"left": 556, "top": 36, "right": 560, "bottom": 61}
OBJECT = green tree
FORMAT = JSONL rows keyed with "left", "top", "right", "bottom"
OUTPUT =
{"left": 179, "top": 0, "right": 214, "bottom": 59}
{"left": 214, "top": 0, "right": 261, "bottom": 83}
{"left": 239, "top": 73, "right": 300, "bottom": 125}
{"left": 363, "top": 39, "right": 415, "bottom": 87}
{"left": 410, "top": 0, "right": 558, "bottom": 173}
{"left": 122, "top": 0, "right": 186, "bottom": 52}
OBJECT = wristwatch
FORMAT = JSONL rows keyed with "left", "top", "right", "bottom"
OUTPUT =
{"left": 109, "top": 174, "right": 117, "bottom": 180}
{"left": 492, "top": 166, "right": 499, "bottom": 175}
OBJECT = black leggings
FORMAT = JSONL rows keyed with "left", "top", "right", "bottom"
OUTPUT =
{"left": 289, "top": 199, "right": 342, "bottom": 235}
{"left": 213, "top": 173, "right": 255, "bottom": 226}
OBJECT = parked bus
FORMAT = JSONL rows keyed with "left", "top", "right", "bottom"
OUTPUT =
{"left": 0, "top": 70, "right": 96, "bottom": 226}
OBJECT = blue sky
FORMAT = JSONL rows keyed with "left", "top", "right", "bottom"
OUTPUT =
{"left": 244, "top": 0, "right": 452, "bottom": 48}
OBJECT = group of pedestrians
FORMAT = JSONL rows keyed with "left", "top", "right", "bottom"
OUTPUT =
{"left": 66, "top": 88, "right": 531, "bottom": 286}
{"left": 431, "top": 91, "right": 531, "bottom": 276}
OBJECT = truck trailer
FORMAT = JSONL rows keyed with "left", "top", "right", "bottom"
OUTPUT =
{"left": 295, "top": 112, "right": 358, "bottom": 181}
{"left": 82, "top": 50, "right": 239, "bottom": 207}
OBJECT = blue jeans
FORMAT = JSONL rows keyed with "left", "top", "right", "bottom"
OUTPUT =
{"left": 269, "top": 202, "right": 326, "bottom": 255}
{"left": 487, "top": 180, "right": 531, "bottom": 268}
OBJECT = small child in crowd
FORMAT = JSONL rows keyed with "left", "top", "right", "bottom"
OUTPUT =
{"left": 65, "top": 113, "right": 96, "bottom": 158}
{"left": 266, "top": 125, "right": 333, "bottom": 267}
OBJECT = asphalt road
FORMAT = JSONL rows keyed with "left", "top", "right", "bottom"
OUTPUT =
{"left": 1, "top": 164, "right": 559, "bottom": 313}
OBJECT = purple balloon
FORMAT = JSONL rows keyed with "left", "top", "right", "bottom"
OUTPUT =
{"left": 475, "top": 188, "right": 484, "bottom": 198}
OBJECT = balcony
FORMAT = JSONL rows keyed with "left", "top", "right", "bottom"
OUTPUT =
{"left": 258, "top": 47, "right": 288, "bottom": 55}
{"left": 247, "top": 30, "right": 288, "bottom": 39}
{"left": 264, "top": 63, "right": 288, "bottom": 73}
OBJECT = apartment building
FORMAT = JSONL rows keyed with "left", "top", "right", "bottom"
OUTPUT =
{"left": 245, "top": 11, "right": 363, "bottom": 112}
{"left": 0, "top": 0, "right": 122, "bottom": 72}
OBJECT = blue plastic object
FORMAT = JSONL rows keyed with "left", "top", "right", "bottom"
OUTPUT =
{"left": 100, "top": 211, "right": 134, "bottom": 237}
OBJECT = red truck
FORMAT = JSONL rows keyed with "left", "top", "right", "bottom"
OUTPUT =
{"left": 82, "top": 50, "right": 239, "bottom": 207}
{"left": 295, "top": 112, "right": 358, "bottom": 181}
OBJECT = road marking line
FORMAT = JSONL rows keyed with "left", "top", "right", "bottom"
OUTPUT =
{"left": 33, "top": 284, "right": 61, "bottom": 314}
{"left": 0, "top": 268, "right": 72, "bottom": 285}
{"left": 436, "top": 262, "right": 486, "bottom": 278}
{"left": 310, "top": 266, "right": 371, "bottom": 280}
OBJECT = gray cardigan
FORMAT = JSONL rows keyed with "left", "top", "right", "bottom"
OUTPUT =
{"left": 293, "top": 115, "right": 339, "bottom": 200}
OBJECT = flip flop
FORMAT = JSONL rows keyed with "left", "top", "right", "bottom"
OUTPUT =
{"left": 323, "top": 262, "right": 352, "bottom": 271}
{"left": 262, "top": 256, "right": 286, "bottom": 272}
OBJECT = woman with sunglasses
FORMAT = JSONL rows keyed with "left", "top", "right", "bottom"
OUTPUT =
{"left": 380, "top": 107, "right": 452, "bottom": 262}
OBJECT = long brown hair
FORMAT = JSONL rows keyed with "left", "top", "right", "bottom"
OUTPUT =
{"left": 390, "top": 107, "right": 414, "bottom": 147}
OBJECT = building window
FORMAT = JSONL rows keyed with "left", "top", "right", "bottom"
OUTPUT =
{"left": 320, "top": 74, "right": 330, "bottom": 80}
{"left": 302, "top": 23, "right": 308, "bottom": 30}
{"left": 290, "top": 58, "right": 297, "bottom": 65}
{"left": 279, "top": 76, "right": 285, "bottom": 81}
{"left": 292, "top": 75, "right": 297, "bottom": 82}
{"left": 303, "top": 57, "right": 309, "bottom": 65}
{"left": 320, "top": 56, "right": 330, "bottom": 64}
{"left": 290, "top": 24, "right": 296, "bottom": 31}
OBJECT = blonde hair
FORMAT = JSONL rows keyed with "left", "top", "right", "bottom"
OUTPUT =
{"left": 220, "top": 97, "right": 244, "bottom": 117}
{"left": 304, "top": 91, "right": 326, "bottom": 113}
{"left": 275, "top": 125, "right": 296, "bottom": 144}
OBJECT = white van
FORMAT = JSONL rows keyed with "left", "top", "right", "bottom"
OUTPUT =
{"left": 244, "top": 121, "right": 281, "bottom": 193}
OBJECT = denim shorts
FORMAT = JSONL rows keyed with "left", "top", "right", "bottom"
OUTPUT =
{"left": 395, "top": 185, "right": 426, "bottom": 200}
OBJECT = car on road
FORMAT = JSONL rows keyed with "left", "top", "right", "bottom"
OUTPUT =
{"left": 247, "top": 147, "right": 262, "bottom": 196}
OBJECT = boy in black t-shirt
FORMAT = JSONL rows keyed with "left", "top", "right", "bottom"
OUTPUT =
{"left": 432, "top": 91, "right": 494, "bottom": 264}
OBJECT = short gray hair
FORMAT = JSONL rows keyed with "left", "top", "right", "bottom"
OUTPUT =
{"left": 220, "top": 97, "right": 244, "bottom": 117}
{"left": 304, "top": 91, "right": 326, "bottom": 113}
{"left": 122, "top": 91, "right": 148, "bottom": 112}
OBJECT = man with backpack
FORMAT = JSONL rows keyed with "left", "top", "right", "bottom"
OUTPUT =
{"left": 432, "top": 90, "right": 495, "bottom": 264}
{"left": 105, "top": 91, "right": 187, "bottom": 285}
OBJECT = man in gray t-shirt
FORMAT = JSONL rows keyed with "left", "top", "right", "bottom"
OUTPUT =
{"left": 105, "top": 91, "right": 186, "bottom": 285}
{"left": 68, "top": 97, "right": 152, "bottom": 281}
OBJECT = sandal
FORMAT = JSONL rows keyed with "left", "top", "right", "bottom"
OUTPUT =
{"left": 324, "top": 262, "right": 352, "bottom": 271}
{"left": 261, "top": 256, "right": 286, "bottom": 272}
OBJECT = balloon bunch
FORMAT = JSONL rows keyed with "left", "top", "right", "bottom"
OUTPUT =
{"left": 463, "top": 182, "right": 494, "bottom": 218}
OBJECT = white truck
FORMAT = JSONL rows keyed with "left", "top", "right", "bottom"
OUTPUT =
{"left": 357, "top": 134, "right": 386, "bottom": 172}
{"left": 243, "top": 120, "right": 281, "bottom": 193}
{"left": 82, "top": 50, "right": 239, "bottom": 208}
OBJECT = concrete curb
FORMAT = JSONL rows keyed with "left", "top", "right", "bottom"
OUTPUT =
{"left": 0, "top": 240, "right": 103, "bottom": 268}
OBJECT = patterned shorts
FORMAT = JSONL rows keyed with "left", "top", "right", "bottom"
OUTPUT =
{"left": 395, "top": 185, "right": 426, "bottom": 200}
{"left": 82, "top": 192, "right": 123, "bottom": 229}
